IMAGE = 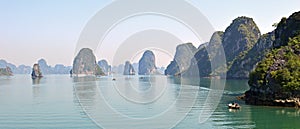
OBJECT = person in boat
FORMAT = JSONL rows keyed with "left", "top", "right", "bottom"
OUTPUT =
{"left": 228, "top": 102, "right": 240, "bottom": 109}
{"left": 235, "top": 103, "right": 238, "bottom": 107}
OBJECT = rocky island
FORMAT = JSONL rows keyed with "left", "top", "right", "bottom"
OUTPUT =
{"left": 123, "top": 61, "right": 135, "bottom": 75}
{"left": 138, "top": 50, "right": 159, "bottom": 75}
{"left": 165, "top": 43, "right": 197, "bottom": 76}
{"left": 0, "top": 66, "right": 13, "bottom": 76}
{"left": 245, "top": 11, "right": 300, "bottom": 107}
{"left": 72, "top": 48, "right": 104, "bottom": 76}
{"left": 31, "top": 63, "right": 42, "bottom": 79}
{"left": 98, "top": 59, "right": 111, "bottom": 75}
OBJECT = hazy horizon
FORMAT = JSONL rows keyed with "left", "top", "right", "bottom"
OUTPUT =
{"left": 1, "top": 0, "right": 299, "bottom": 67}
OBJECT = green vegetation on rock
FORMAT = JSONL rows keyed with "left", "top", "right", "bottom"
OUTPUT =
{"left": 249, "top": 34, "right": 300, "bottom": 91}
{"left": 274, "top": 12, "right": 300, "bottom": 47}
{"left": 245, "top": 11, "right": 300, "bottom": 106}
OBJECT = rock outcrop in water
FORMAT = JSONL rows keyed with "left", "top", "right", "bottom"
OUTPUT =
{"left": 0, "top": 66, "right": 13, "bottom": 76}
{"left": 31, "top": 64, "right": 42, "bottom": 78}
{"left": 0, "top": 59, "right": 29, "bottom": 74}
{"left": 98, "top": 60, "right": 111, "bottom": 75}
{"left": 138, "top": 50, "right": 158, "bottom": 75}
{"left": 245, "top": 11, "right": 300, "bottom": 107}
{"left": 38, "top": 59, "right": 51, "bottom": 74}
{"left": 123, "top": 61, "right": 135, "bottom": 75}
{"left": 165, "top": 43, "right": 197, "bottom": 76}
{"left": 72, "top": 48, "right": 103, "bottom": 76}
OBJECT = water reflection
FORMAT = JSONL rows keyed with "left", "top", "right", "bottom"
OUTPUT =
{"left": 0, "top": 76, "right": 12, "bottom": 86}
{"left": 250, "top": 107, "right": 300, "bottom": 128}
{"left": 73, "top": 75, "right": 201, "bottom": 128}
{"left": 73, "top": 76, "right": 97, "bottom": 82}
{"left": 168, "top": 76, "right": 201, "bottom": 86}
{"left": 275, "top": 108, "right": 300, "bottom": 117}
{"left": 32, "top": 85, "right": 41, "bottom": 98}
{"left": 32, "top": 77, "right": 41, "bottom": 85}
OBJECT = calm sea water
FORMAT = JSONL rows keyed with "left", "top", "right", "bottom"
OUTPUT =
{"left": 0, "top": 75, "right": 299, "bottom": 129}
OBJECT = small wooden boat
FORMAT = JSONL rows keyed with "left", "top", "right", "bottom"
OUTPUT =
{"left": 228, "top": 103, "right": 240, "bottom": 109}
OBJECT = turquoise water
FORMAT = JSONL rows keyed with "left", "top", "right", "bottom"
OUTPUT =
{"left": 0, "top": 75, "right": 299, "bottom": 128}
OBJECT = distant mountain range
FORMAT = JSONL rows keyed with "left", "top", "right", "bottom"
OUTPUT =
{"left": 0, "top": 59, "right": 71, "bottom": 75}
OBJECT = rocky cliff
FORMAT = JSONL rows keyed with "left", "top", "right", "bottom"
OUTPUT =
{"left": 245, "top": 11, "right": 300, "bottom": 107}
{"left": 123, "top": 61, "right": 135, "bottom": 75}
{"left": 165, "top": 43, "right": 197, "bottom": 76}
{"left": 98, "top": 60, "right": 111, "bottom": 75}
{"left": 138, "top": 50, "right": 157, "bottom": 75}
{"left": 184, "top": 17, "right": 261, "bottom": 78}
{"left": 72, "top": 48, "right": 100, "bottom": 76}
{"left": 184, "top": 31, "right": 224, "bottom": 77}
{"left": 227, "top": 31, "right": 275, "bottom": 78}
{"left": 0, "top": 59, "right": 24, "bottom": 74}
{"left": 0, "top": 66, "right": 13, "bottom": 76}
{"left": 222, "top": 16, "right": 261, "bottom": 66}
{"left": 31, "top": 63, "right": 42, "bottom": 78}
{"left": 274, "top": 11, "right": 300, "bottom": 48}
{"left": 38, "top": 59, "right": 51, "bottom": 74}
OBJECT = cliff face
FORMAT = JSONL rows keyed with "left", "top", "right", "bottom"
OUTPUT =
{"left": 0, "top": 66, "right": 13, "bottom": 76}
{"left": 72, "top": 48, "right": 98, "bottom": 76}
{"left": 165, "top": 43, "right": 197, "bottom": 76}
{"left": 222, "top": 16, "right": 261, "bottom": 66}
{"left": 138, "top": 50, "right": 157, "bottom": 75}
{"left": 38, "top": 59, "right": 51, "bottom": 74}
{"left": 184, "top": 31, "right": 224, "bottom": 77}
{"left": 245, "top": 11, "right": 300, "bottom": 106}
{"left": 196, "top": 31, "right": 224, "bottom": 77}
{"left": 98, "top": 60, "right": 111, "bottom": 74}
{"left": 227, "top": 32, "right": 275, "bottom": 78}
{"left": 123, "top": 61, "right": 135, "bottom": 75}
{"left": 184, "top": 17, "right": 261, "bottom": 78}
{"left": 0, "top": 60, "right": 23, "bottom": 74}
{"left": 274, "top": 11, "right": 300, "bottom": 47}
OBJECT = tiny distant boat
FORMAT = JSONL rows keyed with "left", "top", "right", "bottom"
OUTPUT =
{"left": 228, "top": 103, "right": 240, "bottom": 109}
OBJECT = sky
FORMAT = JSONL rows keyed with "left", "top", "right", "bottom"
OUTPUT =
{"left": 0, "top": 0, "right": 299, "bottom": 67}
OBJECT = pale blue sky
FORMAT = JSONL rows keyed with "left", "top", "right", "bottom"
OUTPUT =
{"left": 0, "top": 0, "right": 299, "bottom": 66}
